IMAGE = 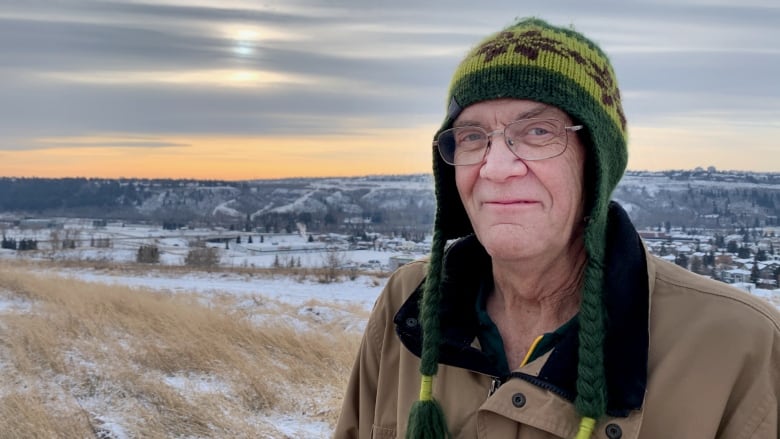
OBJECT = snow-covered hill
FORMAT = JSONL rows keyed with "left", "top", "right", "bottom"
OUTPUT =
{"left": 0, "top": 171, "right": 778, "bottom": 231}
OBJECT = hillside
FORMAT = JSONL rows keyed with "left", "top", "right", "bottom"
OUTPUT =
{"left": 1, "top": 170, "right": 778, "bottom": 232}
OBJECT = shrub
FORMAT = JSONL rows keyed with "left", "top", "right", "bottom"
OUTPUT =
{"left": 185, "top": 247, "right": 219, "bottom": 268}
{"left": 136, "top": 245, "right": 160, "bottom": 264}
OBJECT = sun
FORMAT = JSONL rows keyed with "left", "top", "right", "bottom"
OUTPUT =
{"left": 232, "top": 29, "right": 259, "bottom": 57}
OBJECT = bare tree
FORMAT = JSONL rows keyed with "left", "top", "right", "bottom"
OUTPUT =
{"left": 319, "top": 249, "right": 347, "bottom": 283}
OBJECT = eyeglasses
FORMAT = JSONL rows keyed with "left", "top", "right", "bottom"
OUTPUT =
{"left": 435, "top": 118, "right": 583, "bottom": 166}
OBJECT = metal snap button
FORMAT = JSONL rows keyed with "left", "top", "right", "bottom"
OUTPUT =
{"left": 605, "top": 423, "right": 622, "bottom": 439}
{"left": 405, "top": 317, "right": 417, "bottom": 327}
{"left": 511, "top": 392, "right": 526, "bottom": 408}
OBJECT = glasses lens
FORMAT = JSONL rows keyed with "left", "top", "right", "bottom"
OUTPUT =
{"left": 437, "top": 126, "right": 488, "bottom": 165}
{"left": 505, "top": 119, "right": 567, "bottom": 160}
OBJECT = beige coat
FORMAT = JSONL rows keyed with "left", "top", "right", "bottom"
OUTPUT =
{"left": 334, "top": 252, "right": 780, "bottom": 439}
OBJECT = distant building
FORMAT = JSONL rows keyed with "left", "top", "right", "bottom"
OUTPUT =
{"left": 388, "top": 254, "right": 417, "bottom": 271}
{"left": 638, "top": 230, "right": 670, "bottom": 241}
{"left": 722, "top": 269, "right": 751, "bottom": 284}
{"left": 19, "top": 219, "right": 62, "bottom": 230}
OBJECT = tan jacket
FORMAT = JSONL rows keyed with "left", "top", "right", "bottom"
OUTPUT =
{"left": 335, "top": 253, "right": 780, "bottom": 438}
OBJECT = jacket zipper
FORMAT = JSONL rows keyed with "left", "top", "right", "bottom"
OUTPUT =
{"left": 508, "top": 371, "right": 575, "bottom": 401}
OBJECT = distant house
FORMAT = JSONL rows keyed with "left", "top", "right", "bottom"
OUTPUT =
{"left": 388, "top": 254, "right": 417, "bottom": 271}
{"left": 638, "top": 231, "right": 670, "bottom": 241}
{"left": 721, "top": 269, "right": 752, "bottom": 284}
{"left": 19, "top": 219, "right": 62, "bottom": 230}
{"left": 714, "top": 253, "right": 734, "bottom": 266}
{"left": 732, "top": 258, "right": 753, "bottom": 269}
{"left": 724, "top": 234, "right": 743, "bottom": 245}
{"left": 759, "top": 262, "right": 779, "bottom": 279}
{"left": 676, "top": 245, "right": 693, "bottom": 255}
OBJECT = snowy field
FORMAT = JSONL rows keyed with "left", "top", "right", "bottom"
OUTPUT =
{"left": 58, "top": 268, "right": 386, "bottom": 310}
{"left": 0, "top": 262, "right": 390, "bottom": 438}
{"left": 0, "top": 219, "right": 422, "bottom": 270}
{"left": 0, "top": 221, "right": 416, "bottom": 437}
{"left": 1, "top": 220, "right": 778, "bottom": 437}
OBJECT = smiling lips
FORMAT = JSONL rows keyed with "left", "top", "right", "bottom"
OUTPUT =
{"left": 484, "top": 199, "right": 539, "bottom": 205}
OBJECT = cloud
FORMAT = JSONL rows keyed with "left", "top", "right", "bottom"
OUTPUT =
{"left": 0, "top": 0, "right": 777, "bottom": 172}
{"left": 0, "top": 134, "right": 189, "bottom": 151}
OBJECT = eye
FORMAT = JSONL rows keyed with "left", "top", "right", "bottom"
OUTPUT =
{"left": 528, "top": 127, "right": 551, "bottom": 136}
{"left": 455, "top": 128, "right": 485, "bottom": 144}
{"left": 510, "top": 120, "right": 559, "bottom": 145}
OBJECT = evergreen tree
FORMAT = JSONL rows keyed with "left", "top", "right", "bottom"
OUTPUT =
{"left": 675, "top": 253, "right": 689, "bottom": 269}
{"left": 705, "top": 251, "right": 716, "bottom": 267}
{"left": 1, "top": 237, "right": 16, "bottom": 250}
{"left": 750, "top": 258, "right": 760, "bottom": 284}
{"left": 690, "top": 256, "right": 703, "bottom": 274}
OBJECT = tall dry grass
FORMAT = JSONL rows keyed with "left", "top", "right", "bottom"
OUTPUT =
{"left": 0, "top": 261, "right": 367, "bottom": 438}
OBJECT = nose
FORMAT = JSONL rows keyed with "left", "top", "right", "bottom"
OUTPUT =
{"left": 479, "top": 131, "right": 529, "bottom": 181}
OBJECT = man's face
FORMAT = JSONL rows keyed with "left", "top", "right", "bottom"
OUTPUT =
{"left": 454, "top": 98, "right": 587, "bottom": 264}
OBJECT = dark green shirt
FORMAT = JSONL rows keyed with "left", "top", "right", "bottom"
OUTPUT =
{"left": 475, "top": 276, "right": 577, "bottom": 378}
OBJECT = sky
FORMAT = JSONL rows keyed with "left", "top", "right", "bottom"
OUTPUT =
{"left": 1, "top": 0, "right": 778, "bottom": 180}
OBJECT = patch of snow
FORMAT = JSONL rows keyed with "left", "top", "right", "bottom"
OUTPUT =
{"left": 263, "top": 413, "right": 331, "bottom": 439}
{"left": 213, "top": 200, "right": 242, "bottom": 217}
{"left": 0, "top": 294, "right": 33, "bottom": 314}
{"left": 92, "top": 416, "right": 130, "bottom": 439}
{"left": 56, "top": 269, "right": 386, "bottom": 311}
{"left": 164, "top": 373, "right": 232, "bottom": 395}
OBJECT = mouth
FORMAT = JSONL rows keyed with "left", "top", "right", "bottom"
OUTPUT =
{"left": 484, "top": 199, "right": 539, "bottom": 205}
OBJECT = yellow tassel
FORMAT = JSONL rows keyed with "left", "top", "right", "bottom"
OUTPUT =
{"left": 419, "top": 375, "right": 433, "bottom": 401}
{"left": 574, "top": 417, "right": 596, "bottom": 439}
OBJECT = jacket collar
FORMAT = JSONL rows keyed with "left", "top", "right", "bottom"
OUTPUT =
{"left": 394, "top": 201, "right": 649, "bottom": 417}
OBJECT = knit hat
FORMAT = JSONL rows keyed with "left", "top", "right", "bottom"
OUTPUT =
{"left": 407, "top": 18, "right": 628, "bottom": 439}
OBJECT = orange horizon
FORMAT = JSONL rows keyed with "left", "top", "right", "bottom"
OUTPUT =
{"left": 2, "top": 125, "right": 777, "bottom": 180}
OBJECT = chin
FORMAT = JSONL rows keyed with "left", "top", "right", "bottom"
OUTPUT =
{"left": 477, "top": 230, "right": 544, "bottom": 261}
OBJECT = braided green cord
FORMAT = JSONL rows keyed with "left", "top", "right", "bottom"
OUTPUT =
{"left": 575, "top": 217, "right": 608, "bottom": 420}
{"left": 419, "top": 227, "right": 446, "bottom": 377}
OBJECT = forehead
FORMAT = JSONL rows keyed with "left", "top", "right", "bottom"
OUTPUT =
{"left": 454, "top": 99, "right": 570, "bottom": 126}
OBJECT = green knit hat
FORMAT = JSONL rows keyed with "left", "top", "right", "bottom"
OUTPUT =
{"left": 408, "top": 18, "right": 627, "bottom": 439}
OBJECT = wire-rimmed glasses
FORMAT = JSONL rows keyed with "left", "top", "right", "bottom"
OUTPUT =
{"left": 435, "top": 118, "right": 583, "bottom": 166}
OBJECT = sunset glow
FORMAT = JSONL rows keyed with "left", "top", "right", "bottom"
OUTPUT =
{"left": 2, "top": 129, "right": 437, "bottom": 180}
{"left": 2, "top": 2, "right": 777, "bottom": 179}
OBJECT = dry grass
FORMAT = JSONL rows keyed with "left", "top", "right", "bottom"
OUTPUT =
{"left": 2, "top": 255, "right": 391, "bottom": 280}
{"left": 0, "top": 260, "right": 367, "bottom": 438}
